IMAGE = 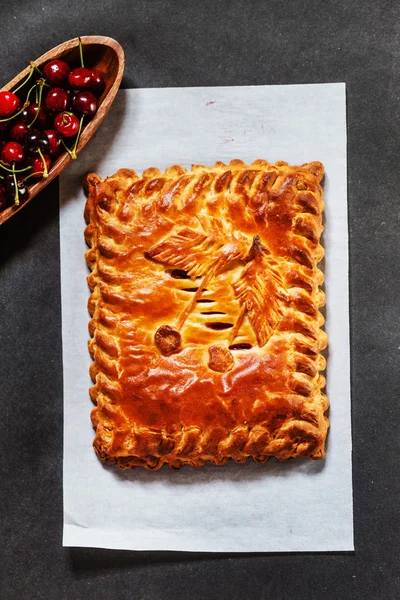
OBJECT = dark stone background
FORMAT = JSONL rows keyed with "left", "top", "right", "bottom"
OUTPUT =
{"left": 0, "top": 1, "right": 399, "bottom": 598}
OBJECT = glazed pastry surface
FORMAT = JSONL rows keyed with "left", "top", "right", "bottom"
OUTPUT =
{"left": 84, "top": 159, "right": 328, "bottom": 470}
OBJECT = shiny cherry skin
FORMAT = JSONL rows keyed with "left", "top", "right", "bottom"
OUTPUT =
{"left": 0, "top": 183, "right": 8, "bottom": 211}
{"left": 25, "top": 129, "right": 50, "bottom": 156}
{"left": 27, "top": 103, "right": 48, "bottom": 127}
{"left": 1, "top": 141, "right": 25, "bottom": 164}
{"left": 44, "top": 129, "right": 61, "bottom": 156}
{"left": 20, "top": 106, "right": 29, "bottom": 122}
{"left": 43, "top": 60, "right": 70, "bottom": 85}
{"left": 45, "top": 88, "right": 69, "bottom": 112}
{"left": 89, "top": 69, "right": 105, "bottom": 91}
{"left": 29, "top": 153, "right": 52, "bottom": 178}
{"left": 54, "top": 112, "right": 79, "bottom": 137}
{"left": 74, "top": 91, "right": 97, "bottom": 115}
{"left": 68, "top": 67, "right": 93, "bottom": 89}
{"left": 0, "top": 91, "right": 20, "bottom": 118}
{"left": 10, "top": 121, "right": 28, "bottom": 141}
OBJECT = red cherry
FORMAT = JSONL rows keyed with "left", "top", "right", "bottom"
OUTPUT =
{"left": 44, "top": 129, "right": 61, "bottom": 156}
{"left": 10, "top": 121, "right": 28, "bottom": 141}
{"left": 68, "top": 67, "right": 93, "bottom": 89}
{"left": 0, "top": 183, "right": 8, "bottom": 211}
{"left": 29, "top": 154, "right": 52, "bottom": 178}
{"left": 45, "top": 88, "right": 69, "bottom": 112}
{"left": 43, "top": 60, "right": 70, "bottom": 85}
{"left": 27, "top": 103, "right": 48, "bottom": 127}
{"left": 74, "top": 91, "right": 97, "bottom": 115}
{"left": 54, "top": 112, "right": 79, "bottom": 137}
{"left": 0, "top": 91, "right": 20, "bottom": 118}
{"left": 1, "top": 141, "right": 25, "bottom": 164}
{"left": 89, "top": 70, "right": 105, "bottom": 91}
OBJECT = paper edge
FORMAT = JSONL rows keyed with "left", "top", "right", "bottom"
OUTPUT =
{"left": 60, "top": 82, "right": 354, "bottom": 552}
{"left": 63, "top": 524, "right": 354, "bottom": 553}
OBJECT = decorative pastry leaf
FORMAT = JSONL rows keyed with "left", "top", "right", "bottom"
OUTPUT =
{"left": 232, "top": 237, "right": 287, "bottom": 347}
{"left": 145, "top": 217, "right": 249, "bottom": 278}
{"left": 145, "top": 227, "right": 210, "bottom": 278}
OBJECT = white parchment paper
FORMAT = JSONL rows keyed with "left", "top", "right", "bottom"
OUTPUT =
{"left": 60, "top": 84, "right": 353, "bottom": 552}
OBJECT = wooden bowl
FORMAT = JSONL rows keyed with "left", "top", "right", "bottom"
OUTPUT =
{"left": 0, "top": 35, "right": 124, "bottom": 225}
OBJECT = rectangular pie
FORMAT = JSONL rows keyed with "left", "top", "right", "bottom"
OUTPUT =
{"left": 84, "top": 159, "right": 329, "bottom": 470}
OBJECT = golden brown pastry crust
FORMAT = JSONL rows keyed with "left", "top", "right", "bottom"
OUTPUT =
{"left": 84, "top": 159, "right": 329, "bottom": 470}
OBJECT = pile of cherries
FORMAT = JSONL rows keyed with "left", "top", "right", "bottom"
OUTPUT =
{"left": 0, "top": 39, "right": 104, "bottom": 211}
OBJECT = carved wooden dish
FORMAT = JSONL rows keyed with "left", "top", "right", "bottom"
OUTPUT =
{"left": 0, "top": 35, "right": 124, "bottom": 225}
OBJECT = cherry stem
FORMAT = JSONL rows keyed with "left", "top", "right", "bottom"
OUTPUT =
{"left": 78, "top": 37, "right": 85, "bottom": 67}
{"left": 37, "top": 148, "right": 48, "bottom": 178}
{"left": 12, "top": 163, "right": 19, "bottom": 206}
{"left": 13, "top": 64, "right": 35, "bottom": 94}
{"left": 59, "top": 137, "right": 74, "bottom": 159}
{"left": 26, "top": 82, "right": 38, "bottom": 103}
{"left": 0, "top": 162, "right": 32, "bottom": 174}
{"left": 61, "top": 111, "right": 74, "bottom": 126}
{"left": 71, "top": 115, "right": 84, "bottom": 159}
{"left": 28, "top": 80, "right": 45, "bottom": 129}
{"left": 31, "top": 62, "right": 44, "bottom": 77}
{"left": 24, "top": 170, "right": 45, "bottom": 182}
